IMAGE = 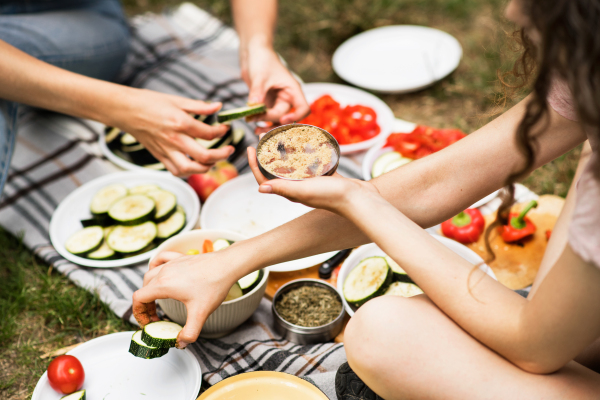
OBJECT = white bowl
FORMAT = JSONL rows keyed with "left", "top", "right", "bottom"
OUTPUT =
{"left": 302, "top": 82, "right": 396, "bottom": 154}
{"left": 337, "top": 234, "right": 497, "bottom": 317}
{"left": 151, "top": 229, "right": 269, "bottom": 338}
{"left": 49, "top": 171, "right": 200, "bottom": 268}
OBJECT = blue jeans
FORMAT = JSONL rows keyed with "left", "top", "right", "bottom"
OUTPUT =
{"left": 0, "top": 0, "right": 130, "bottom": 194}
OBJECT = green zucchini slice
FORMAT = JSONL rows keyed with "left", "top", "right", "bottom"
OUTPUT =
{"left": 86, "top": 240, "right": 116, "bottom": 260}
{"left": 238, "top": 270, "right": 263, "bottom": 293}
{"left": 385, "top": 256, "right": 413, "bottom": 283}
{"left": 105, "top": 127, "right": 122, "bottom": 151}
{"left": 141, "top": 321, "right": 183, "bottom": 349}
{"left": 212, "top": 238, "right": 231, "bottom": 251}
{"left": 232, "top": 128, "right": 246, "bottom": 145}
{"left": 60, "top": 389, "right": 86, "bottom": 400}
{"left": 129, "top": 184, "right": 161, "bottom": 194}
{"left": 382, "top": 157, "right": 412, "bottom": 174}
{"left": 108, "top": 194, "right": 156, "bottom": 226}
{"left": 384, "top": 281, "right": 424, "bottom": 297}
{"left": 143, "top": 162, "right": 167, "bottom": 171}
{"left": 65, "top": 226, "right": 104, "bottom": 256}
{"left": 107, "top": 221, "right": 157, "bottom": 254}
{"left": 224, "top": 282, "right": 243, "bottom": 302}
{"left": 343, "top": 256, "right": 392, "bottom": 307}
{"left": 80, "top": 218, "right": 99, "bottom": 228}
{"left": 371, "top": 151, "right": 402, "bottom": 179}
{"left": 146, "top": 190, "right": 177, "bottom": 223}
{"left": 156, "top": 208, "right": 186, "bottom": 242}
{"left": 120, "top": 133, "right": 139, "bottom": 149}
{"left": 90, "top": 184, "right": 128, "bottom": 217}
{"left": 217, "top": 104, "right": 266, "bottom": 123}
{"left": 129, "top": 330, "right": 168, "bottom": 359}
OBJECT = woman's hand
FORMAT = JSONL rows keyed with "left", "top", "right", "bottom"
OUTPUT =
{"left": 241, "top": 44, "right": 309, "bottom": 124}
{"left": 106, "top": 88, "right": 234, "bottom": 177}
{"left": 132, "top": 249, "right": 241, "bottom": 348}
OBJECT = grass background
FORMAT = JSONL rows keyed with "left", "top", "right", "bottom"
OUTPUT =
{"left": 0, "top": 0, "right": 581, "bottom": 398}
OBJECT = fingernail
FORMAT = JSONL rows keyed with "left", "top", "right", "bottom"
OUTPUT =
{"left": 176, "top": 340, "right": 189, "bottom": 349}
{"left": 259, "top": 184, "right": 272, "bottom": 193}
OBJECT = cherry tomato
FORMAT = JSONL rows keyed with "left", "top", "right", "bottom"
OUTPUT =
{"left": 47, "top": 355, "right": 85, "bottom": 395}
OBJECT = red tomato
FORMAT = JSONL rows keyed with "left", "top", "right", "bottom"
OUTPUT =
{"left": 47, "top": 355, "right": 85, "bottom": 394}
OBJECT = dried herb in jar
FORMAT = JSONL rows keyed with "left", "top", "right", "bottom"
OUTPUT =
{"left": 275, "top": 285, "right": 342, "bottom": 327}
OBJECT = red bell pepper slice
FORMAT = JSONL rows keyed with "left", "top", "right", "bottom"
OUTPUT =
{"left": 202, "top": 239, "right": 214, "bottom": 253}
{"left": 499, "top": 200, "right": 538, "bottom": 243}
{"left": 441, "top": 208, "right": 485, "bottom": 244}
{"left": 310, "top": 95, "right": 340, "bottom": 114}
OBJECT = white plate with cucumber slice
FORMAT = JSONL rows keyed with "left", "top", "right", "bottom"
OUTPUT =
{"left": 49, "top": 171, "right": 200, "bottom": 268}
{"left": 337, "top": 234, "right": 497, "bottom": 316}
{"left": 31, "top": 331, "right": 201, "bottom": 400}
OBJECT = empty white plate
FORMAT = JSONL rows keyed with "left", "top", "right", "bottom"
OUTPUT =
{"left": 31, "top": 332, "right": 202, "bottom": 400}
{"left": 333, "top": 25, "right": 462, "bottom": 94}
{"left": 200, "top": 173, "right": 337, "bottom": 272}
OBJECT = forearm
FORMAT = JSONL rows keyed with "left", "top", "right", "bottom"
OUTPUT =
{"left": 231, "top": 0, "right": 277, "bottom": 56}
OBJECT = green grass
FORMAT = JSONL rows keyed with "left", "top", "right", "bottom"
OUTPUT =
{"left": 1, "top": 1, "right": 582, "bottom": 398}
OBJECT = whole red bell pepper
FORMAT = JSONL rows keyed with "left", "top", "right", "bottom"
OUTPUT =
{"left": 499, "top": 200, "right": 538, "bottom": 243}
{"left": 441, "top": 208, "right": 485, "bottom": 244}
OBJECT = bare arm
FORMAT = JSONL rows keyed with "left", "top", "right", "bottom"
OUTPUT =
{"left": 0, "top": 40, "right": 232, "bottom": 176}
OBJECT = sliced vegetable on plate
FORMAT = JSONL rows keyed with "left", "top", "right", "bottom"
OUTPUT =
{"left": 217, "top": 104, "right": 266, "bottom": 123}
{"left": 384, "top": 281, "right": 424, "bottom": 297}
{"left": 47, "top": 355, "right": 85, "bottom": 395}
{"left": 60, "top": 390, "right": 86, "bottom": 400}
{"left": 65, "top": 226, "right": 104, "bottom": 257}
{"left": 343, "top": 256, "right": 392, "bottom": 307}
{"left": 129, "top": 321, "right": 183, "bottom": 359}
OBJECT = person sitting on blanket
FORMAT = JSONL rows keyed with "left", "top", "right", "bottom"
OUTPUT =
{"left": 0, "top": 0, "right": 308, "bottom": 191}
{"left": 134, "top": 0, "right": 600, "bottom": 398}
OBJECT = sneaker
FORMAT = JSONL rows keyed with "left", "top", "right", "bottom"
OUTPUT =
{"left": 335, "top": 362, "right": 385, "bottom": 400}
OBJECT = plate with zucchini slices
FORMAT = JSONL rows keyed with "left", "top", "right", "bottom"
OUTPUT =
{"left": 337, "top": 234, "right": 497, "bottom": 316}
{"left": 99, "top": 114, "right": 249, "bottom": 173}
{"left": 50, "top": 171, "right": 200, "bottom": 268}
{"left": 31, "top": 331, "right": 201, "bottom": 400}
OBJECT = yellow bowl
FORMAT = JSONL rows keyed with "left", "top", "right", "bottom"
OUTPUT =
{"left": 150, "top": 229, "right": 269, "bottom": 338}
{"left": 198, "top": 371, "right": 328, "bottom": 400}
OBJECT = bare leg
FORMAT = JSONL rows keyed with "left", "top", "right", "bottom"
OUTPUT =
{"left": 345, "top": 295, "right": 600, "bottom": 399}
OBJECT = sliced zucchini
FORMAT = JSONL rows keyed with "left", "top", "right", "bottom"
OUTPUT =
{"left": 103, "top": 226, "right": 115, "bottom": 238}
{"left": 129, "top": 330, "right": 168, "bottom": 359}
{"left": 143, "top": 162, "right": 166, "bottom": 171}
{"left": 126, "top": 147, "right": 158, "bottom": 166}
{"left": 129, "top": 184, "right": 161, "bottom": 194}
{"left": 141, "top": 321, "right": 182, "bottom": 349}
{"left": 87, "top": 240, "right": 116, "bottom": 260}
{"left": 213, "top": 238, "right": 231, "bottom": 251}
{"left": 385, "top": 255, "right": 413, "bottom": 283}
{"left": 90, "top": 183, "right": 128, "bottom": 217}
{"left": 65, "top": 226, "right": 104, "bottom": 256}
{"left": 384, "top": 281, "right": 424, "bottom": 297}
{"left": 238, "top": 270, "right": 263, "bottom": 294}
{"left": 107, "top": 221, "right": 157, "bottom": 254}
{"left": 105, "top": 127, "right": 122, "bottom": 151}
{"left": 145, "top": 190, "right": 177, "bottom": 222}
{"left": 121, "top": 242, "right": 157, "bottom": 258}
{"left": 217, "top": 104, "right": 266, "bottom": 123}
{"left": 120, "top": 132, "right": 139, "bottom": 149}
{"left": 60, "top": 389, "right": 86, "bottom": 400}
{"left": 224, "top": 282, "right": 243, "bottom": 302}
{"left": 80, "top": 218, "right": 98, "bottom": 228}
{"left": 382, "top": 157, "right": 412, "bottom": 174}
{"left": 156, "top": 209, "right": 186, "bottom": 242}
{"left": 108, "top": 194, "right": 156, "bottom": 226}
{"left": 232, "top": 128, "right": 246, "bottom": 145}
{"left": 343, "top": 256, "right": 392, "bottom": 307}
{"left": 371, "top": 151, "right": 402, "bottom": 178}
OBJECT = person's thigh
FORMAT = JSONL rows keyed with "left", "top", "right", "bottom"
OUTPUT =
{"left": 0, "top": 0, "right": 130, "bottom": 81}
{"left": 344, "top": 295, "right": 600, "bottom": 399}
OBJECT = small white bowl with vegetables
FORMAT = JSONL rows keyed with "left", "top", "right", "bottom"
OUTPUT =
{"left": 337, "top": 234, "right": 496, "bottom": 317}
{"left": 49, "top": 171, "right": 200, "bottom": 268}
{"left": 151, "top": 229, "right": 269, "bottom": 339}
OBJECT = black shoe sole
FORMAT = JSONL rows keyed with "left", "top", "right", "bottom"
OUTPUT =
{"left": 335, "top": 362, "right": 385, "bottom": 400}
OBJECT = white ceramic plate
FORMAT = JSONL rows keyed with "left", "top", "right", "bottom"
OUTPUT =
{"left": 333, "top": 25, "right": 462, "bottom": 94}
{"left": 200, "top": 173, "right": 337, "bottom": 272}
{"left": 31, "top": 332, "right": 202, "bottom": 400}
{"left": 49, "top": 171, "right": 200, "bottom": 268}
{"left": 302, "top": 83, "right": 396, "bottom": 154}
{"left": 337, "top": 234, "right": 497, "bottom": 317}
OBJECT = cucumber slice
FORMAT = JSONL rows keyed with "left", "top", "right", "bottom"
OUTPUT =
{"left": 383, "top": 157, "right": 412, "bottom": 174}
{"left": 108, "top": 194, "right": 156, "bottom": 226}
{"left": 343, "top": 256, "right": 392, "bottom": 307}
{"left": 213, "top": 238, "right": 231, "bottom": 251}
{"left": 141, "top": 321, "right": 183, "bottom": 349}
{"left": 129, "top": 184, "right": 161, "bottom": 194}
{"left": 217, "top": 104, "right": 266, "bottom": 123}
{"left": 238, "top": 270, "right": 263, "bottom": 293}
{"left": 156, "top": 209, "right": 186, "bottom": 242}
{"left": 65, "top": 226, "right": 104, "bottom": 256}
{"left": 224, "top": 282, "right": 243, "bottom": 302}
{"left": 90, "top": 184, "right": 128, "bottom": 217}
{"left": 60, "top": 389, "right": 86, "bottom": 400}
{"left": 129, "top": 330, "right": 169, "bottom": 359}
{"left": 384, "top": 281, "right": 424, "bottom": 297}
{"left": 371, "top": 151, "right": 402, "bottom": 178}
{"left": 87, "top": 240, "right": 116, "bottom": 260}
{"left": 146, "top": 190, "right": 177, "bottom": 223}
{"left": 385, "top": 255, "right": 413, "bottom": 283}
{"left": 107, "top": 221, "right": 157, "bottom": 254}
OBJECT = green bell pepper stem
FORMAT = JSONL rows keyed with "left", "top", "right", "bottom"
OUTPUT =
{"left": 452, "top": 211, "right": 472, "bottom": 227}
{"left": 510, "top": 200, "right": 538, "bottom": 230}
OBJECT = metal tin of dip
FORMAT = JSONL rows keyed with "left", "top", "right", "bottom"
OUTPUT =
{"left": 256, "top": 124, "right": 341, "bottom": 180}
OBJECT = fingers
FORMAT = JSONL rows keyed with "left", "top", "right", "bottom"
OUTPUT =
{"left": 262, "top": 98, "right": 292, "bottom": 123}
{"left": 183, "top": 116, "right": 229, "bottom": 140}
{"left": 149, "top": 251, "right": 184, "bottom": 269}
{"left": 132, "top": 300, "right": 155, "bottom": 327}
{"left": 176, "top": 303, "right": 208, "bottom": 349}
{"left": 179, "top": 99, "right": 223, "bottom": 116}
{"left": 180, "top": 135, "right": 234, "bottom": 166}
{"left": 247, "top": 147, "right": 270, "bottom": 185}
{"left": 281, "top": 93, "right": 310, "bottom": 124}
